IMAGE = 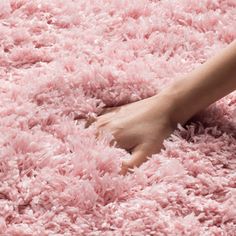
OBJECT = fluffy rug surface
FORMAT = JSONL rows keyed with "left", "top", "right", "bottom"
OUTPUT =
{"left": 0, "top": 0, "right": 236, "bottom": 235}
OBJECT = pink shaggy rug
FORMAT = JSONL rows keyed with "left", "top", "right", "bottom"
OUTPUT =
{"left": 0, "top": 0, "right": 236, "bottom": 235}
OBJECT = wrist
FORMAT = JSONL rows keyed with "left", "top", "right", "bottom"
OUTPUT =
{"left": 154, "top": 79, "right": 195, "bottom": 127}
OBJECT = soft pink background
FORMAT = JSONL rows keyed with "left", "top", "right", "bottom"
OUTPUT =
{"left": 0, "top": 0, "right": 235, "bottom": 235}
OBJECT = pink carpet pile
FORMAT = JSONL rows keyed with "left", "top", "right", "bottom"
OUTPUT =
{"left": 0, "top": 0, "right": 236, "bottom": 235}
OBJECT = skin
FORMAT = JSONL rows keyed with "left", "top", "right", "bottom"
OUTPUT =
{"left": 85, "top": 40, "right": 236, "bottom": 175}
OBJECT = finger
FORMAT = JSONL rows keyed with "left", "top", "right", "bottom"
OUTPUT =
{"left": 131, "top": 144, "right": 150, "bottom": 167}
{"left": 109, "top": 137, "right": 117, "bottom": 147}
{"left": 123, "top": 144, "right": 150, "bottom": 173}
{"left": 94, "top": 125, "right": 104, "bottom": 139}
{"left": 98, "top": 106, "right": 120, "bottom": 116}
{"left": 83, "top": 105, "right": 119, "bottom": 128}
{"left": 84, "top": 116, "right": 97, "bottom": 128}
{"left": 84, "top": 107, "right": 111, "bottom": 128}
{"left": 95, "top": 126, "right": 117, "bottom": 148}
{"left": 119, "top": 165, "right": 129, "bottom": 176}
{"left": 94, "top": 124, "right": 112, "bottom": 141}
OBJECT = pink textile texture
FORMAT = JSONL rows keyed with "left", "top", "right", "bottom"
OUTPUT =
{"left": 0, "top": 0, "right": 236, "bottom": 235}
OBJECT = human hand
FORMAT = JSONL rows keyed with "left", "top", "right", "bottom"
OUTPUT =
{"left": 85, "top": 94, "right": 176, "bottom": 175}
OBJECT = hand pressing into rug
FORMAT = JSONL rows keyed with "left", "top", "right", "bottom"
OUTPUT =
{"left": 88, "top": 93, "right": 176, "bottom": 175}
{"left": 86, "top": 40, "right": 236, "bottom": 175}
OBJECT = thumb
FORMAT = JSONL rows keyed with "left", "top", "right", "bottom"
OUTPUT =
{"left": 121, "top": 144, "right": 150, "bottom": 174}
